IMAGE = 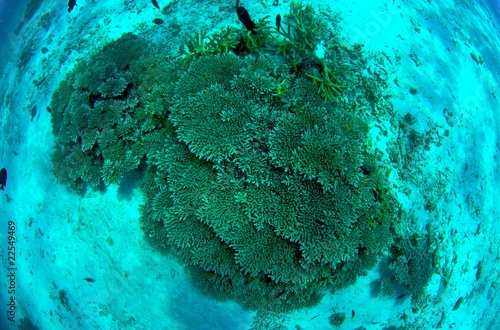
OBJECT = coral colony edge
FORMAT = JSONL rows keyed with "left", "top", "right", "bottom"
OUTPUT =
{"left": 49, "top": 1, "right": 433, "bottom": 314}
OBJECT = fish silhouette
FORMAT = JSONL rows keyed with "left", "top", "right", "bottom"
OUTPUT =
{"left": 68, "top": 0, "right": 76, "bottom": 13}
{"left": 0, "top": 168, "right": 7, "bottom": 190}
{"left": 237, "top": 6, "right": 257, "bottom": 35}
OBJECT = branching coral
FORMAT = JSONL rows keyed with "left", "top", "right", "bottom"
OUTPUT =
{"left": 179, "top": 27, "right": 241, "bottom": 62}
{"left": 178, "top": 31, "right": 212, "bottom": 62}
{"left": 306, "top": 64, "right": 347, "bottom": 102}
{"left": 386, "top": 234, "right": 435, "bottom": 305}
{"left": 50, "top": 1, "right": 401, "bottom": 313}
{"left": 275, "top": 0, "right": 325, "bottom": 62}
{"left": 208, "top": 26, "right": 240, "bottom": 53}
{"left": 148, "top": 53, "right": 395, "bottom": 311}
{"left": 50, "top": 33, "right": 175, "bottom": 190}
{"left": 241, "top": 16, "right": 275, "bottom": 52}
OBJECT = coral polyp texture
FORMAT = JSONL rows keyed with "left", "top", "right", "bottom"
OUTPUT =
{"left": 50, "top": 3, "right": 402, "bottom": 312}
{"left": 50, "top": 33, "right": 180, "bottom": 190}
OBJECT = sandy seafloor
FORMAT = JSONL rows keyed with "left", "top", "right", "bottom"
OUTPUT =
{"left": 0, "top": 0, "right": 499, "bottom": 329}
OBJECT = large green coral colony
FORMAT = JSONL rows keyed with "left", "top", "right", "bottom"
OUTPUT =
{"left": 50, "top": 2, "right": 400, "bottom": 312}
{"left": 50, "top": 33, "right": 179, "bottom": 190}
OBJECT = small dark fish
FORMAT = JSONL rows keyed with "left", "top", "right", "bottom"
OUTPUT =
{"left": 361, "top": 164, "right": 376, "bottom": 175}
{"left": 310, "top": 314, "right": 320, "bottom": 320}
{"left": 30, "top": 105, "right": 37, "bottom": 122}
{"left": 237, "top": 6, "right": 257, "bottom": 35}
{"left": 68, "top": 0, "right": 76, "bottom": 13}
{"left": 83, "top": 277, "right": 95, "bottom": 282}
{"left": 351, "top": 310, "right": 355, "bottom": 318}
{"left": 0, "top": 168, "right": 6, "bottom": 190}
{"left": 453, "top": 297, "right": 464, "bottom": 311}
{"left": 274, "top": 289, "right": 286, "bottom": 299}
{"left": 152, "top": 0, "right": 160, "bottom": 10}
{"left": 276, "top": 14, "right": 281, "bottom": 32}
{"left": 153, "top": 18, "right": 164, "bottom": 25}
{"left": 396, "top": 292, "right": 406, "bottom": 299}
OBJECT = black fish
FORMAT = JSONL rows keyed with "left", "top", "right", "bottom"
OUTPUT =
{"left": 153, "top": 18, "right": 164, "bottom": 25}
{"left": 68, "top": 0, "right": 76, "bottom": 13}
{"left": 237, "top": 6, "right": 257, "bottom": 35}
{"left": 274, "top": 289, "right": 286, "bottom": 298}
{"left": 361, "top": 164, "right": 376, "bottom": 175}
{"left": 152, "top": 0, "right": 160, "bottom": 10}
{"left": 0, "top": 168, "right": 7, "bottom": 190}
{"left": 83, "top": 277, "right": 95, "bottom": 282}
{"left": 276, "top": 14, "right": 281, "bottom": 32}
{"left": 396, "top": 292, "right": 407, "bottom": 299}
{"left": 30, "top": 105, "right": 37, "bottom": 122}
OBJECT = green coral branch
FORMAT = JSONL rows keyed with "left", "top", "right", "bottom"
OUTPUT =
{"left": 306, "top": 64, "right": 346, "bottom": 102}
{"left": 275, "top": 22, "right": 304, "bottom": 55}
{"left": 275, "top": 0, "right": 325, "bottom": 58}
{"left": 179, "top": 31, "right": 213, "bottom": 62}
{"left": 242, "top": 16, "right": 275, "bottom": 52}
{"left": 208, "top": 26, "right": 240, "bottom": 53}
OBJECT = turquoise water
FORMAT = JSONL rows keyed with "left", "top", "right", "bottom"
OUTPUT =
{"left": 0, "top": 0, "right": 499, "bottom": 329}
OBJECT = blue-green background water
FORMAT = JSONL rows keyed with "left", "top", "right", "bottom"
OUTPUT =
{"left": 0, "top": 0, "right": 499, "bottom": 329}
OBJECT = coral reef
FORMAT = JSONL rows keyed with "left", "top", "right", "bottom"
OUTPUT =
{"left": 178, "top": 0, "right": 341, "bottom": 100}
{"left": 275, "top": 0, "right": 325, "bottom": 61}
{"left": 386, "top": 234, "right": 435, "bottom": 305}
{"left": 328, "top": 312, "right": 346, "bottom": 327}
{"left": 148, "top": 53, "right": 397, "bottom": 311}
{"left": 305, "top": 63, "right": 347, "bottom": 102}
{"left": 49, "top": 1, "right": 408, "bottom": 313}
{"left": 50, "top": 33, "right": 179, "bottom": 190}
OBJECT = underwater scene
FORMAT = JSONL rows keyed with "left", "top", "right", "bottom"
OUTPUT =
{"left": 0, "top": 0, "right": 499, "bottom": 329}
